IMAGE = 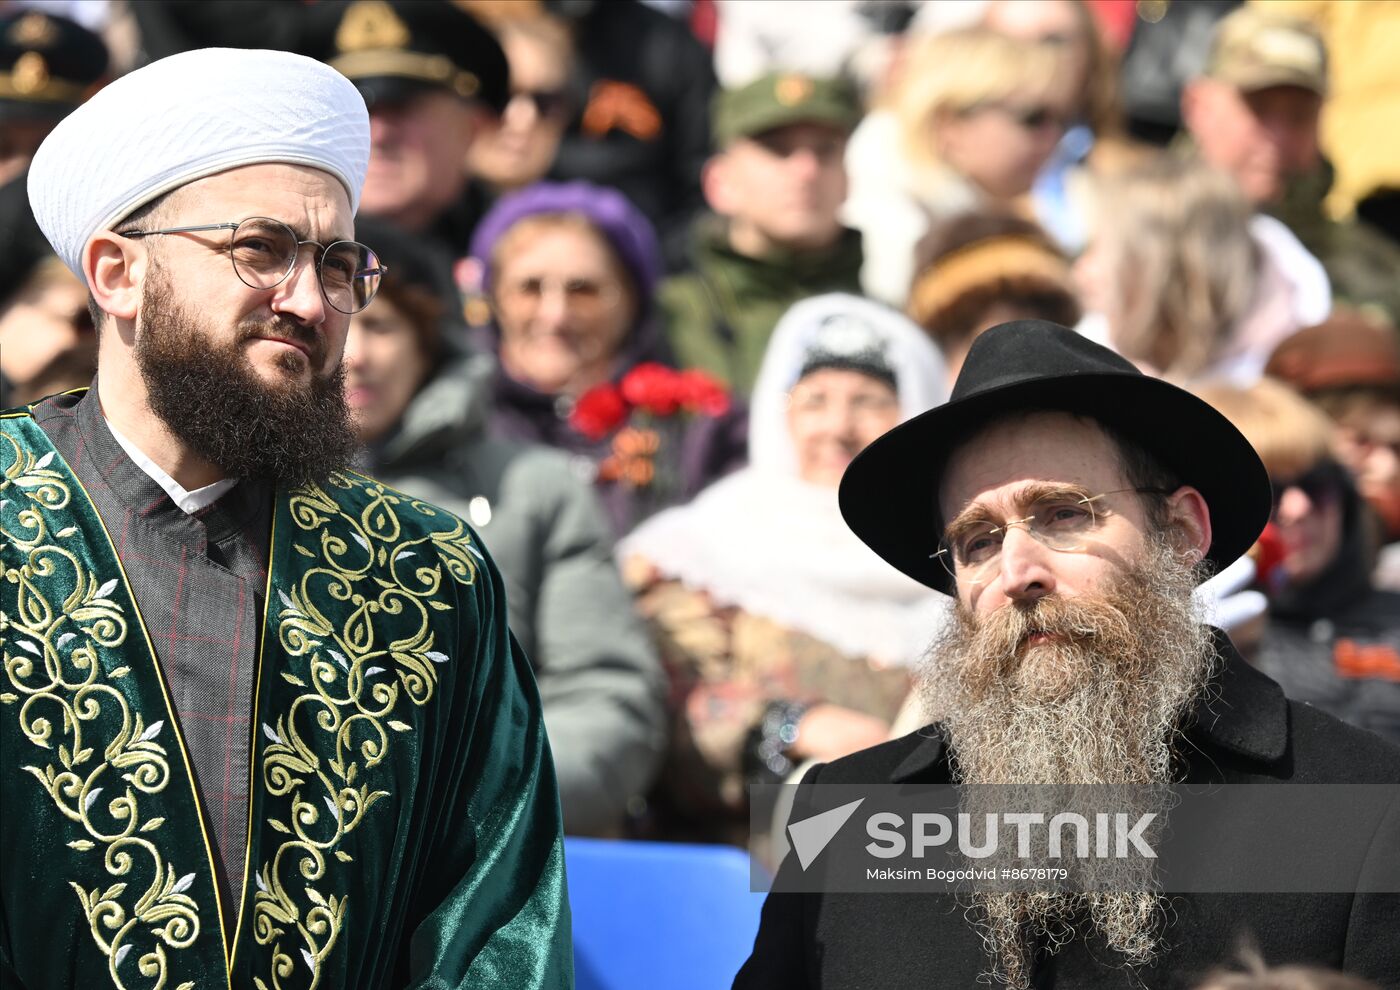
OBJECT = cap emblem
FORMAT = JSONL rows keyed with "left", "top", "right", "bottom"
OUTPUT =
{"left": 12, "top": 51, "right": 50, "bottom": 95}
{"left": 774, "top": 73, "right": 813, "bottom": 107}
{"left": 9, "top": 12, "right": 59, "bottom": 48}
{"left": 336, "top": 0, "right": 411, "bottom": 54}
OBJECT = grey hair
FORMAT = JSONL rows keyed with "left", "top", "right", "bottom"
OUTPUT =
{"left": 1095, "top": 157, "right": 1260, "bottom": 380}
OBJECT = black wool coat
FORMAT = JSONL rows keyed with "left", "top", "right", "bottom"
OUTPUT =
{"left": 734, "top": 632, "right": 1400, "bottom": 989}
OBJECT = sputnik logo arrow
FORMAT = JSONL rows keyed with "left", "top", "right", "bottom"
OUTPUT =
{"left": 787, "top": 798, "right": 865, "bottom": 870}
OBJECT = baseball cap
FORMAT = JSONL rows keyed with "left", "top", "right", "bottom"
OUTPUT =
{"left": 712, "top": 71, "right": 861, "bottom": 148}
{"left": 1206, "top": 7, "right": 1327, "bottom": 96}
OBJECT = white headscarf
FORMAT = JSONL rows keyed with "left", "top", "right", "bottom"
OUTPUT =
{"left": 28, "top": 48, "right": 370, "bottom": 282}
{"left": 748, "top": 292, "right": 950, "bottom": 474}
{"left": 619, "top": 293, "right": 952, "bottom": 666}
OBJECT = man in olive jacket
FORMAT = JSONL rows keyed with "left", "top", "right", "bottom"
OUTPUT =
{"left": 1180, "top": 7, "right": 1400, "bottom": 322}
{"left": 660, "top": 72, "right": 864, "bottom": 395}
{"left": 735, "top": 321, "right": 1400, "bottom": 989}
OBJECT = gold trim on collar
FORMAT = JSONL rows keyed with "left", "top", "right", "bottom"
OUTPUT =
{"left": 330, "top": 49, "right": 479, "bottom": 100}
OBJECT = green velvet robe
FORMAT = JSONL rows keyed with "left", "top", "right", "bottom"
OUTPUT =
{"left": 0, "top": 410, "right": 573, "bottom": 989}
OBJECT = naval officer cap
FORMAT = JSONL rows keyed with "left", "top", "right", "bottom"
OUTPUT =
{"left": 27, "top": 47, "right": 370, "bottom": 282}
{"left": 0, "top": 9, "right": 110, "bottom": 122}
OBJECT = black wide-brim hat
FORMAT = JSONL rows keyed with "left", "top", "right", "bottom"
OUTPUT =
{"left": 838, "top": 320, "right": 1271, "bottom": 595}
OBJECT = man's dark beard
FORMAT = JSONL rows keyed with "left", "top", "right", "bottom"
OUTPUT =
{"left": 134, "top": 266, "right": 355, "bottom": 486}
{"left": 921, "top": 535, "right": 1218, "bottom": 988}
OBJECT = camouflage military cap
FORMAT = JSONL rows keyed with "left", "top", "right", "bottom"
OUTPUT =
{"left": 1206, "top": 7, "right": 1327, "bottom": 97}
{"left": 712, "top": 71, "right": 861, "bottom": 148}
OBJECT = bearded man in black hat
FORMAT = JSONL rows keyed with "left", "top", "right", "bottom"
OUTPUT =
{"left": 734, "top": 321, "right": 1400, "bottom": 989}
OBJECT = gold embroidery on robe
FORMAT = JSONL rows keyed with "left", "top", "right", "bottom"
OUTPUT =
{"left": 1, "top": 431, "right": 210, "bottom": 990}
{"left": 246, "top": 473, "right": 480, "bottom": 990}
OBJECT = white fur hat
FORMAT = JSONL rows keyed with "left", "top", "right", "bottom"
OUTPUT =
{"left": 27, "top": 47, "right": 370, "bottom": 282}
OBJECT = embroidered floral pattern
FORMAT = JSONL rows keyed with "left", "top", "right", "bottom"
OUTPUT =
{"left": 1, "top": 428, "right": 204, "bottom": 990}
{"left": 249, "top": 473, "right": 480, "bottom": 990}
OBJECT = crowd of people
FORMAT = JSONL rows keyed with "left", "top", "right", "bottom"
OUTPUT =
{"left": 1, "top": 0, "right": 1398, "bottom": 987}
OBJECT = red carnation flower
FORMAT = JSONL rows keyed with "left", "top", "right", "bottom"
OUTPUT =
{"left": 677, "top": 368, "right": 731, "bottom": 416}
{"left": 569, "top": 384, "right": 629, "bottom": 440}
{"left": 1251, "top": 521, "right": 1287, "bottom": 591}
{"left": 620, "top": 362, "right": 685, "bottom": 416}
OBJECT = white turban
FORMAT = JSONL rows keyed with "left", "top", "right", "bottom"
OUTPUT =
{"left": 28, "top": 47, "right": 370, "bottom": 282}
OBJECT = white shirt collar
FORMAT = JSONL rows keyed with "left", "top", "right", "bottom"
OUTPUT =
{"left": 106, "top": 419, "right": 239, "bottom": 515}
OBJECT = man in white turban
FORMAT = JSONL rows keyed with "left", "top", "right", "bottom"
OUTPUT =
{"left": 2, "top": 48, "right": 571, "bottom": 990}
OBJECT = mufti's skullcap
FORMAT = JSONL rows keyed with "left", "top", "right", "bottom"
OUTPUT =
{"left": 28, "top": 47, "right": 370, "bottom": 282}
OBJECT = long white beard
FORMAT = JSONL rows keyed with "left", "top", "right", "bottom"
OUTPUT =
{"left": 920, "top": 537, "right": 1218, "bottom": 987}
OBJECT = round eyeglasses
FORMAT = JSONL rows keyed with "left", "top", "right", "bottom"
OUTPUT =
{"left": 929, "top": 487, "right": 1171, "bottom": 588}
{"left": 118, "top": 217, "right": 387, "bottom": 314}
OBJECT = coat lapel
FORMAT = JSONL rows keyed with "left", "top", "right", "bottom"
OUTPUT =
{"left": 1186, "top": 628, "right": 1289, "bottom": 765}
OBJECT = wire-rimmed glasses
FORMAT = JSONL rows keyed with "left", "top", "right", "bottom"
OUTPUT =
{"left": 118, "top": 217, "right": 386, "bottom": 314}
{"left": 929, "top": 487, "right": 1172, "bottom": 587}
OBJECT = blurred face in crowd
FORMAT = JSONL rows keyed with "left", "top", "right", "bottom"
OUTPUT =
{"left": 983, "top": 0, "right": 1092, "bottom": 115}
{"left": 343, "top": 291, "right": 432, "bottom": 445}
{"left": 704, "top": 122, "right": 849, "bottom": 255}
{"left": 0, "top": 116, "right": 55, "bottom": 188}
{"left": 492, "top": 219, "right": 637, "bottom": 396}
{"left": 935, "top": 95, "right": 1069, "bottom": 201}
{"left": 91, "top": 163, "right": 359, "bottom": 482}
{"left": 0, "top": 259, "right": 96, "bottom": 404}
{"left": 1332, "top": 398, "right": 1400, "bottom": 537}
{"left": 785, "top": 368, "right": 899, "bottom": 488}
{"left": 1181, "top": 80, "right": 1322, "bottom": 204}
{"left": 362, "top": 89, "right": 489, "bottom": 230}
{"left": 467, "top": 27, "right": 572, "bottom": 192}
{"left": 1270, "top": 459, "right": 1346, "bottom": 586}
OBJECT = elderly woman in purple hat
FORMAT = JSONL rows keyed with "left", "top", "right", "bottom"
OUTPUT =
{"left": 467, "top": 180, "right": 747, "bottom": 536}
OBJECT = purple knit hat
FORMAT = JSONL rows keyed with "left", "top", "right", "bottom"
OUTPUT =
{"left": 468, "top": 181, "right": 663, "bottom": 308}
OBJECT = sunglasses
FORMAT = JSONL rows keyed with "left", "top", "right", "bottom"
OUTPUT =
{"left": 967, "top": 102, "right": 1068, "bottom": 133}
{"left": 1006, "top": 105, "right": 1067, "bottom": 131}
{"left": 508, "top": 88, "right": 569, "bottom": 118}
{"left": 1270, "top": 461, "right": 1346, "bottom": 515}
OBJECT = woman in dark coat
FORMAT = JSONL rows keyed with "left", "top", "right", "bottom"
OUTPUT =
{"left": 465, "top": 180, "right": 746, "bottom": 537}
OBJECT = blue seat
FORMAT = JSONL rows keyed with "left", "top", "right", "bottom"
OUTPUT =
{"left": 565, "top": 837, "right": 768, "bottom": 990}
